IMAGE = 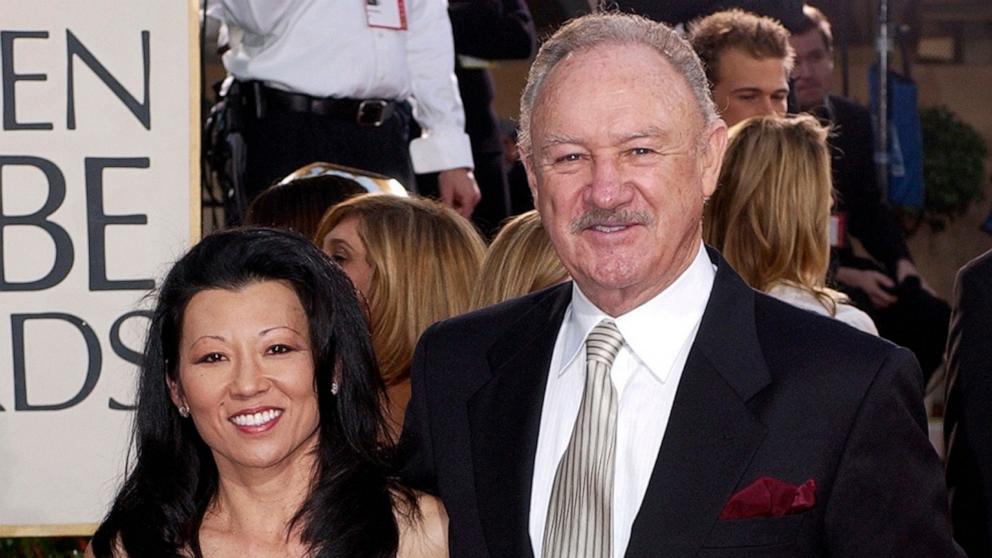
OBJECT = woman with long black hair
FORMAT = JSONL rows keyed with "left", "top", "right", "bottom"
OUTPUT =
{"left": 86, "top": 228, "right": 445, "bottom": 557}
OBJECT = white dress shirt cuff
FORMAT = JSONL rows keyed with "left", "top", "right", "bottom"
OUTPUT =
{"left": 409, "top": 129, "right": 475, "bottom": 173}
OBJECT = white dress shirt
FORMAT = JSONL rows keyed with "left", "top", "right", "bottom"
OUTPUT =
{"left": 529, "top": 243, "right": 715, "bottom": 558}
{"left": 210, "top": 0, "right": 473, "bottom": 174}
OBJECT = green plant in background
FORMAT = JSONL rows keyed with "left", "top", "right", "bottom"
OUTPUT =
{"left": 0, "top": 537, "right": 87, "bottom": 557}
{"left": 918, "top": 105, "right": 988, "bottom": 232}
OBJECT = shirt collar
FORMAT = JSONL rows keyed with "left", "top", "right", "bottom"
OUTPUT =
{"left": 557, "top": 243, "right": 715, "bottom": 383}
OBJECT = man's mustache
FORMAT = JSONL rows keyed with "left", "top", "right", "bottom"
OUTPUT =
{"left": 569, "top": 207, "right": 654, "bottom": 233}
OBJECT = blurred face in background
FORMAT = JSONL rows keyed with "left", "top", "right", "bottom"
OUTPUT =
{"left": 790, "top": 28, "right": 834, "bottom": 110}
{"left": 711, "top": 48, "right": 789, "bottom": 127}
{"left": 322, "top": 217, "right": 374, "bottom": 297}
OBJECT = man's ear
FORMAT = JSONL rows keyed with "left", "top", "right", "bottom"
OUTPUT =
{"left": 700, "top": 121, "right": 729, "bottom": 198}
{"left": 521, "top": 150, "right": 540, "bottom": 207}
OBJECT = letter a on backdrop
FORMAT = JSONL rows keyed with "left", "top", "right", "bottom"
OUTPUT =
{"left": 0, "top": 0, "right": 199, "bottom": 535}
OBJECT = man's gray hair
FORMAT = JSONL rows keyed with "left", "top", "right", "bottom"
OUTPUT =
{"left": 518, "top": 12, "right": 719, "bottom": 157}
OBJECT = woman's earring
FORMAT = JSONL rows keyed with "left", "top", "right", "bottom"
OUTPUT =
{"left": 331, "top": 382, "right": 339, "bottom": 395}
{"left": 178, "top": 404, "right": 190, "bottom": 418}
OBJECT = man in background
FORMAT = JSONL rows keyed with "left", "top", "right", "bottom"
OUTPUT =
{"left": 209, "top": 0, "right": 480, "bottom": 219}
{"left": 416, "top": 0, "right": 535, "bottom": 234}
{"left": 790, "top": 4, "right": 950, "bottom": 382}
{"left": 689, "top": 9, "right": 793, "bottom": 128}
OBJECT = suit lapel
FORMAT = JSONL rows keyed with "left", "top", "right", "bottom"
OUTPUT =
{"left": 468, "top": 284, "right": 573, "bottom": 558}
{"left": 625, "top": 250, "right": 771, "bottom": 558}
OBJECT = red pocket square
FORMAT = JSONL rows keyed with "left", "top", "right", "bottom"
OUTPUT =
{"left": 719, "top": 476, "right": 816, "bottom": 520}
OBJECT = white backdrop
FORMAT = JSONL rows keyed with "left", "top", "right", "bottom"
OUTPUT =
{"left": 0, "top": 0, "right": 198, "bottom": 535}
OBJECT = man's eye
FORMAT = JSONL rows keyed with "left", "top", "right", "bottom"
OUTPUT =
{"left": 630, "top": 147, "right": 656, "bottom": 156}
{"left": 555, "top": 153, "right": 583, "bottom": 163}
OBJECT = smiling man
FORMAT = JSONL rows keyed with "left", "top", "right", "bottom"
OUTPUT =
{"left": 688, "top": 9, "right": 793, "bottom": 127}
{"left": 401, "top": 12, "right": 961, "bottom": 558}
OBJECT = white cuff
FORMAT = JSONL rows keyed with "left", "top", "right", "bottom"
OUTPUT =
{"left": 409, "top": 129, "right": 475, "bottom": 174}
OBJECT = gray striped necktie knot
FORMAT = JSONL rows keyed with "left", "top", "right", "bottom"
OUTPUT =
{"left": 542, "top": 318, "right": 625, "bottom": 558}
{"left": 585, "top": 320, "right": 624, "bottom": 367}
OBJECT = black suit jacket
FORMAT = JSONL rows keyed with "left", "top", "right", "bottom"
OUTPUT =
{"left": 944, "top": 249, "right": 992, "bottom": 557}
{"left": 401, "top": 249, "right": 960, "bottom": 557}
{"left": 820, "top": 94, "right": 911, "bottom": 274}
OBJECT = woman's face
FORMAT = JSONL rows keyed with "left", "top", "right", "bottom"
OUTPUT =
{"left": 169, "top": 280, "right": 320, "bottom": 473}
{"left": 322, "top": 216, "right": 374, "bottom": 297}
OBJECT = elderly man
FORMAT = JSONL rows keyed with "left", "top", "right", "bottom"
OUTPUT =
{"left": 401, "top": 12, "right": 960, "bottom": 558}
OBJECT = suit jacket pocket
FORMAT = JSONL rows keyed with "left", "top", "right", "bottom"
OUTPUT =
{"left": 701, "top": 512, "right": 807, "bottom": 549}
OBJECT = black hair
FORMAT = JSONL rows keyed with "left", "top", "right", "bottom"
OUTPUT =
{"left": 90, "top": 227, "right": 410, "bottom": 558}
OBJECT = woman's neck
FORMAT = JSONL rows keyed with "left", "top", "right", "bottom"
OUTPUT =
{"left": 206, "top": 439, "right": 318, "bottom": 545}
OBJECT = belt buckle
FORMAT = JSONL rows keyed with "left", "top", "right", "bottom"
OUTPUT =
{"left": 357, "top": 99, "right": 388, "bottom": 127}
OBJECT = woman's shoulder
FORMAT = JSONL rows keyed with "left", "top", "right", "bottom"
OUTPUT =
{"left": 395, "top": 491, "right": 448, "bottom": 558}
{"left": 820, "top": 286, "right": 879, "bottom": 335}
{"left": 767, "top": 282, "right": 878, "bottom": 335}
{"left": 833, "top": 301, "right": 879, "bottom": 335}
{"left": 766, "top": 282, "right": 830, "bottom": 316}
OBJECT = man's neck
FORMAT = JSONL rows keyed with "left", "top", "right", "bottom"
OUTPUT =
{"left": 578, "top": 240, "right": 703, "bottom": 317}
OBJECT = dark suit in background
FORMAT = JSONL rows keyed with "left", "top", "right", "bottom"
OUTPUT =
{"left": 818, "top": 94, "right": 950, "bottom": 382}
{"left": 944, "top": 249, "right": 992, "bottom": 557}
{"left": 417, "top": 0, "right": 535, "bottom": 235}
{"left": 823, "top": 95, "right": 908, "bottom": 272}
{"left": 402, "top": 251, "right": 960, "bottom": 557}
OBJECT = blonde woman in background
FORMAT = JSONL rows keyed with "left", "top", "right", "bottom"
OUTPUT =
{"left": 472, "top": 210, "right": 569, "bottom": 308}
{"left": 315, "top": 195, "right": 486, "bottom": 436}
{"left": 704, "top": 114, "right": 877, "bottom": 334}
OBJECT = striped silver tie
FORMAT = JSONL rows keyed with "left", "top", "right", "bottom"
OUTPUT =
{"left": 542, "top": 319, "right": 625, "bottom": 558}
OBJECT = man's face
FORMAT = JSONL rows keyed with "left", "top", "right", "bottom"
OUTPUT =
{"left": 524, "top": 43, "right": 727, "bottom": 316}
{"left": 711, "top": 48, "right": 789, "bottom": 127}
{"left": 790, "top": 28, "right": 834, "bottom": 110}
